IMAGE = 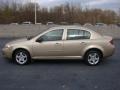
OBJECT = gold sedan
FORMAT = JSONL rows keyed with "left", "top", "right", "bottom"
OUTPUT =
{"left": 2, "top": 26, "right": 115, "bottom": 66}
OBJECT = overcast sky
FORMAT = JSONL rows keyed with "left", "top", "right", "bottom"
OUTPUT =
{"left": 1, "top": 0, "right": 120, "bottom": 11}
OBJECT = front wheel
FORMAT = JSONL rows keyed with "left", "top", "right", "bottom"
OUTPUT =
{"left": 84, "top": 51, "right": 102, "bottom": 66}
{"left": 13, "top": 50, "right": 31, "bottom": 65}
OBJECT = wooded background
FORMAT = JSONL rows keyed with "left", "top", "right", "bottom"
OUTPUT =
{"left": 0, "top": 1, "right": 120, "bottom": 24}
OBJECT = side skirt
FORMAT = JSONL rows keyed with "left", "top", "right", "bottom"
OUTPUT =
{"left": 32, "top": 56, "right": 83, "bottom": 60}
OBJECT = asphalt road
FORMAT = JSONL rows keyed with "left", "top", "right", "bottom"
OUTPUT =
{"left": 0, "top": 38, "right": 120, "bottom": 90}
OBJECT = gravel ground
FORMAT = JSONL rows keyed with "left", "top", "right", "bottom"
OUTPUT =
{"left": 0, "top": 38, "right": 120, "bottom": 90}
{"left": 0, "top": 25, "right": 120, "bottom": 39}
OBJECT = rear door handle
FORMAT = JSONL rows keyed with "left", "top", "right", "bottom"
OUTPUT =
{"left": 80, "top": 42, "right": 87, "bottom": 44}
{"left": 81, "top": 42, "right": 85, "bottom": 43}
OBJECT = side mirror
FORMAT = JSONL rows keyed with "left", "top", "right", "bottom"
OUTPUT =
{"left": 36, "top": 38, "right": 43, "bottom": 43}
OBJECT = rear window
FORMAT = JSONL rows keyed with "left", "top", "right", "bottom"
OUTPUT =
{"left": 67, "top": 29, "right": 91, "bottom": 40}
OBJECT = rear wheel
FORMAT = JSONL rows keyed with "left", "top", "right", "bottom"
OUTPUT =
{"left": 84, "top": 50, "right": 102, "bottom": 66}
{"left": 13, "top": 50, "right": 31, "bottom": 65}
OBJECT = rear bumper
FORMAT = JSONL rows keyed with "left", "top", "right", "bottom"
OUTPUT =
{"left": 103, "top": 45, "right": 115, "bottom": 58}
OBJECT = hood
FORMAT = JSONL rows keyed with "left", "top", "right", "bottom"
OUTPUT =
{"left": 7, "top": 38, "right": 28, "bottom": 45}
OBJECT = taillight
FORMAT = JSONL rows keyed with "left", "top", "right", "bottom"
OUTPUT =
{"left": 110, "top": 39, "right": 114, "bottom": 45}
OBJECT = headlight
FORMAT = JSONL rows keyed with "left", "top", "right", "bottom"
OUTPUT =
{"left": 5, "top": 44, "right": 11, "bottom": 48}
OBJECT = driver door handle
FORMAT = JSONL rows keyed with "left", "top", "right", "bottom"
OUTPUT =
{"left": 81, "top": 42, "right": 85, "bottom": 43}
{"left": 56, "top": 43, "right": 61, "bottom": 44}
{"left": 55, "top": 43, "right": 62, "bottom": 46}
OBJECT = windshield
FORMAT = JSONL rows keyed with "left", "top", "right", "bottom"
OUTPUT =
{"left": 27, "top": 28, "right": 49, "bottom": 40}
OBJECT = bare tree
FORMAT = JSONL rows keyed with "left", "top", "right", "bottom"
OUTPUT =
{"left": 0, "top": 2, "right": 118, "bottom": 24}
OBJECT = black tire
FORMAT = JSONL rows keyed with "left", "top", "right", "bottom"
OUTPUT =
{"left": 84, "top": 50, "right": 102, "bottom": 66}
{"left": 13, "top": 49, "right": 31, "bottom": 65}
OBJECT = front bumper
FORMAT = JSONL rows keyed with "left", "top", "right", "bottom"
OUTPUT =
{"left": 2, "top": 47, "right": 12, "bottom": 59}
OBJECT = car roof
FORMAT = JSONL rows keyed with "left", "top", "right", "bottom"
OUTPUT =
{"left": 50, "top": 25, "right": 90, "bottom": 31}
